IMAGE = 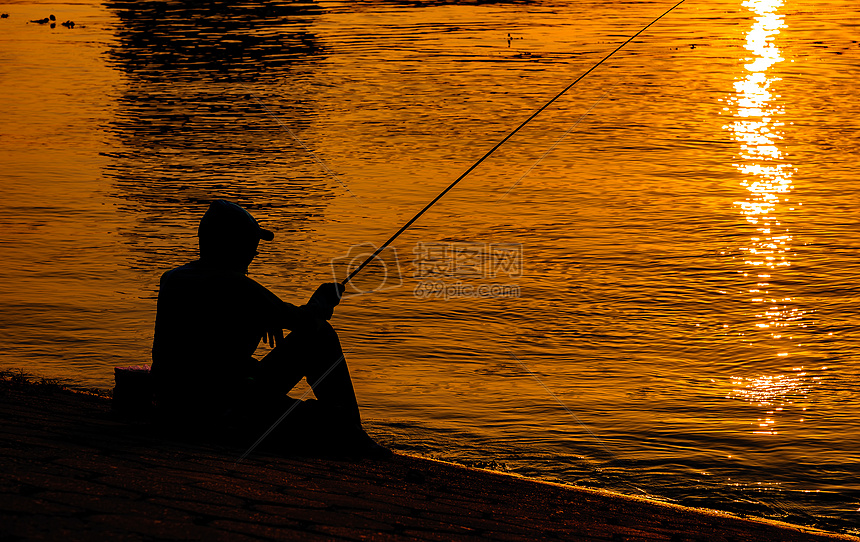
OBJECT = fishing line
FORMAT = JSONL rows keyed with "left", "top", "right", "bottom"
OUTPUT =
{"left": 508, "top": 350, "right": 615, "bottom": 457}
{"left": 495, "top": 88, "right": 613, "bottom": 203}
{"left": 236, "top": 350, "right": 351, "bottom": 462}
{"left": 340, "top": 0, "right": 686, "bottom": 287}
{"left": 508, "top": 350, "right": 651, "bottom": 496}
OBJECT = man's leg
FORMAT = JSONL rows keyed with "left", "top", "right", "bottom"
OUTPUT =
{"left": 254, "top": 323, "right": 391, "bottom": 457}
{"left": 257, "top": 322, "right": 361, "bottom": 425}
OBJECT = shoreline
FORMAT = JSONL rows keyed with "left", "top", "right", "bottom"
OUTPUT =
{"left": 1, "top": 371, "right": 856, "bottom": 541}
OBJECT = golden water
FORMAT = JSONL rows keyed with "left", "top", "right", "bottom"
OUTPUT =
{"left": 1, "top": 0, "right": 858, "bottom": 533}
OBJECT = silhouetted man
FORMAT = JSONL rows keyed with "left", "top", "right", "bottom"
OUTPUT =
{"left": 151, "top": 200, "right": 386, "bottom": 456}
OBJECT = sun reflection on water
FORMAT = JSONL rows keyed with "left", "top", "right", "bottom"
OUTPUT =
{"left": 728, "top": 367, "right": 817, "bottom": 434}
{"left": 724, "top": 0, "right": 798, "bottom": 335}
{"left": 723, "top": 0, "right": 813, "bottom": 431}
{"left": 726, "top": 0, "right": 792, "bottom": 292}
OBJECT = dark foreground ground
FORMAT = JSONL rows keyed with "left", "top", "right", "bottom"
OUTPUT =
{"left": 0, "top": 373, "right": 856, "bottom": 542}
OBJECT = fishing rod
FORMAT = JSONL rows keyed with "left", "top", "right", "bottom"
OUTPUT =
{"left": 340, "top": 0, "right": 686, "bottom": 288}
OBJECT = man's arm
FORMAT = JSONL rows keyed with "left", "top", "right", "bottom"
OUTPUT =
{"left": 250, "top": 279, "right": 344, "bottom": 337}
{"left": 281, "top": 283, "right": 346, "bottom": 327}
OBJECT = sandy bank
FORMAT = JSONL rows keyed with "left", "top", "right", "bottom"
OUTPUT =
{"left": 0, "top": 373, "right": 854, "bottom": 541}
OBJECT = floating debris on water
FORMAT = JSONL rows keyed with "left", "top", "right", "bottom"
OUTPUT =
{"left": 27, "top": 15, "right": 76, "bottom": 29}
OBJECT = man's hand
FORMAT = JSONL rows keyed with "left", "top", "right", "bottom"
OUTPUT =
{"left": 307, "top": 282, "right": 346, "bottom": 320}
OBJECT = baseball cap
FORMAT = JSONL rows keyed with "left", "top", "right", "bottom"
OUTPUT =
{"left": 198, "top": 200, "right": 274, "bottom": 242}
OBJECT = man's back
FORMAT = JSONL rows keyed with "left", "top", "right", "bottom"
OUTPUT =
{"left": 151, "top": 260, "right": 282, "bottom": 417}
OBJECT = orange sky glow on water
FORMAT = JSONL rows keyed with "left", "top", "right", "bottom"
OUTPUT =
{"left": 1, "top": 0, "right": 859, "bottom": 533}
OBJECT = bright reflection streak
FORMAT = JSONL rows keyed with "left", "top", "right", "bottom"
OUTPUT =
{"left": 728, "top": 368, "right": 818, "bottom": 435}
{"left": 722, "top": 0, "right": 813, "bottom": 433}
{"left": 723, "top": 0, "right": 799, "bottom": 335}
